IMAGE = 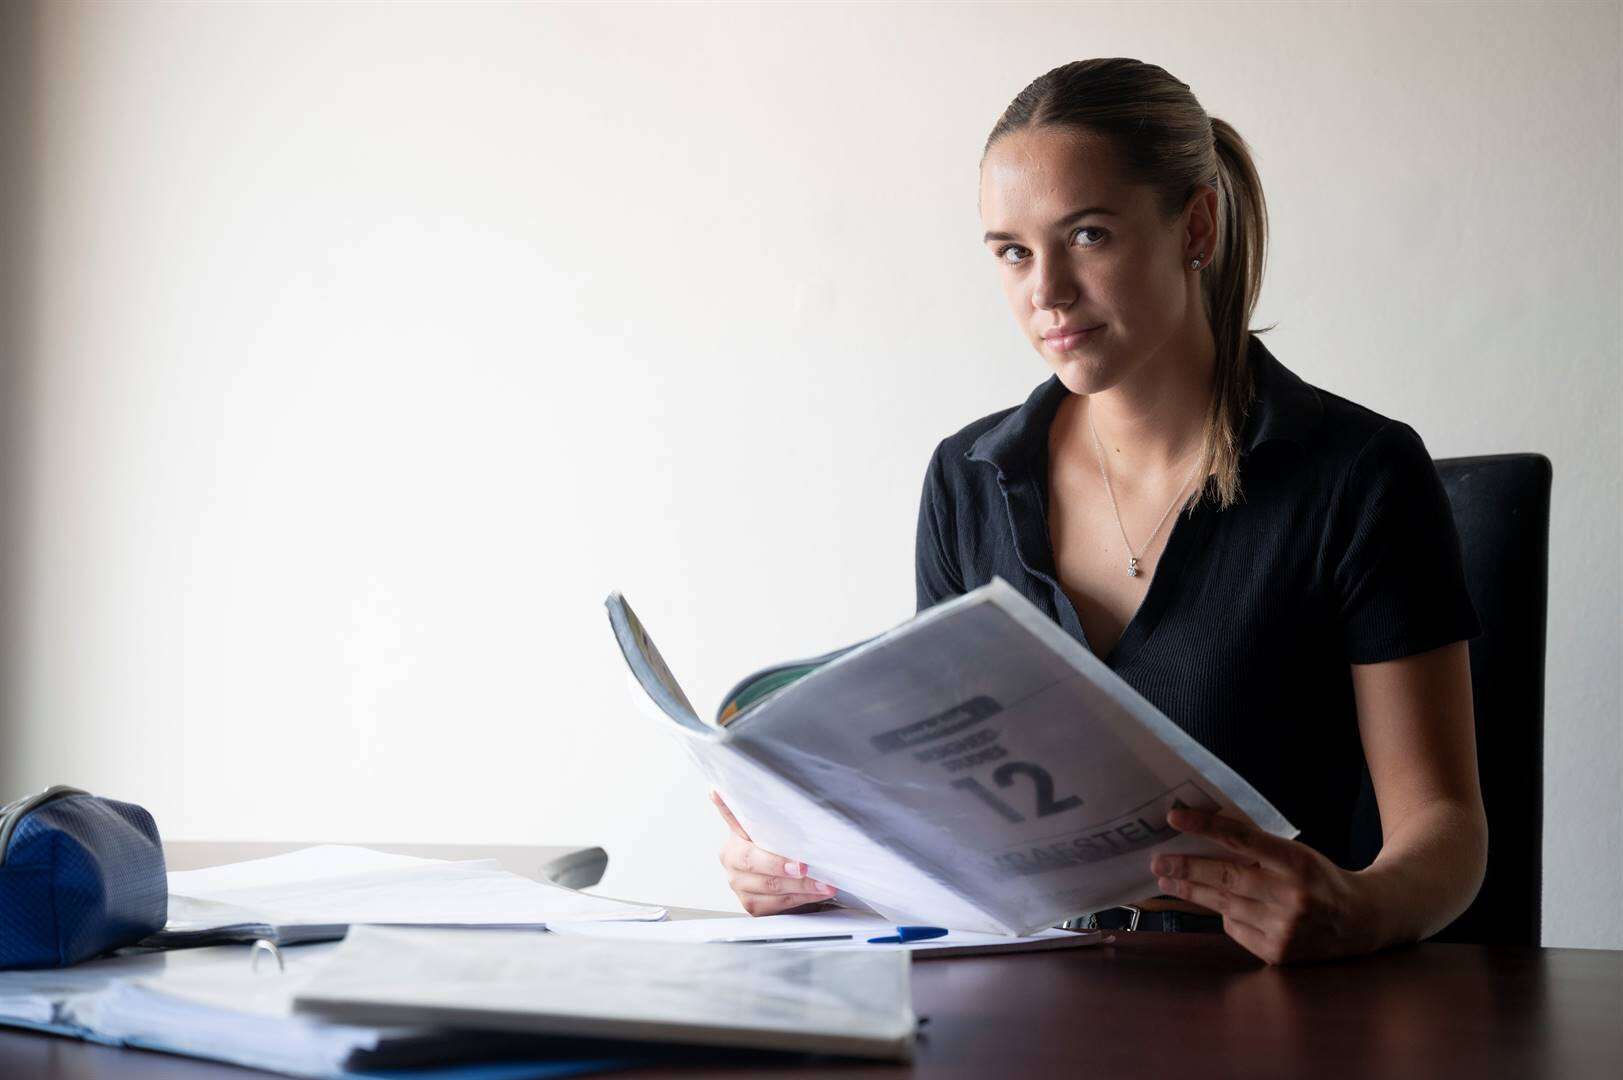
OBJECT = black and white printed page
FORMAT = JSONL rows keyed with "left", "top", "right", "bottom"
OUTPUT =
{"left": 728, "top": 578, "right": 1297, "bottom": 936}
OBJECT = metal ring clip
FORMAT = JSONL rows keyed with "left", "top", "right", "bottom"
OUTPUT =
{"left": 250, "top": 938, "right": 284, "bottom": 973}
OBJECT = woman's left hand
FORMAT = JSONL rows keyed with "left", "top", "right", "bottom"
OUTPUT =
{"left": 1151, "top": 806, "right": 1380, "bottom": 965}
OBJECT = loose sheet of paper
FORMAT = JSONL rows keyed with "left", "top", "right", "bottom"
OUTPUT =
{"left": 546, "top": 909, "right": 1097, "bottom": 957}
{"left": 162, "top": 845, "right": 665, "bottom": 936}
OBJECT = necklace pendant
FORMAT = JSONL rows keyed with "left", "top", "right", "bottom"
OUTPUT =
{"left": 1127, "top": 557, "right": 1141, "bottom": 578}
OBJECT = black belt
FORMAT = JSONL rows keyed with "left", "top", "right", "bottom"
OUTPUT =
{"left": 1064, "top": 906, "right": 1226, "bottom": 934}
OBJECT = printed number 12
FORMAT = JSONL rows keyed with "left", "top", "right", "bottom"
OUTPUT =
{"left": 951, "top": 763, "right": 1083, "bottom": 824}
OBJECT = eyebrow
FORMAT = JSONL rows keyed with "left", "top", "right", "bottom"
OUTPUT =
{"left": 983, "top": 206, "right": 1118, "bottom": 244}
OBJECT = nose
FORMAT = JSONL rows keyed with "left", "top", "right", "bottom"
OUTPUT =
{"left": 1029, "top": 255, "right": 1077, "bottom": 317}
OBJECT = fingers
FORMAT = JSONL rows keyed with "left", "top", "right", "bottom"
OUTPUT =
{"left": 1152, "top": 853, "right": 1273, "bottom": 903}
{"left": 1149, "top": 857, "right": 1280, "bottom": 962}
{"left": 1156, "top": 810, "right": 1351, "bottom": 965}
{"left": 709, "top": 793, "right": 840, "bottom": 917}
{"left": 709, "top": 789, "right": 751, "bottom": 842}
{"left": 730, "top": 870, "right": 839, "bottom": 900}
{"left": 1219, "top": 915, "right": 1287, "bottom": 965}
{"left": 1166, "top": 807, "right": 1301, "bottom": 875}
{"left": 739, "top": 892, "right": 839, "bottom": 918}
{"left": 1154, "top": 872, "right": 1271, "bottom": 930}
{"left": 720, "top": 834, "right": 806, "bottom": 879}
{"left": 727, "top": 860, "right": 838, "bottom": 917}
{"left": 716, "top": 832, "right": 836, "bottom": 916}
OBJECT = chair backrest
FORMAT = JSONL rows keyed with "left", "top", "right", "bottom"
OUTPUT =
{"left": 1347, "top": 453, "right": 1552, "bottom": 947}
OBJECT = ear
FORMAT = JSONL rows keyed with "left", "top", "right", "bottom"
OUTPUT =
{"left": 1182, "top": 183, "right": 1220, "bottom": 263}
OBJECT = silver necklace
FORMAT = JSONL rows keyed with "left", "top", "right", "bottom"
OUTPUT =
{"left": 1086, "top": 405, "right": 1204, "bottom": 578}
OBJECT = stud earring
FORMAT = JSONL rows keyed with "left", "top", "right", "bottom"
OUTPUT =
{"left": 1190, "top": 254, "right": 1204, "bottom": 270}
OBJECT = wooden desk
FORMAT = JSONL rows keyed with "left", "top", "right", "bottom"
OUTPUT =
{"left": 3, "top": 932, "right": 1618, "bottom": 1079}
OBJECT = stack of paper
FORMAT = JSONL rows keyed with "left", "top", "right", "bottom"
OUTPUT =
{"left": 0, "top": 941, "right": 382, "bottom": 1074}
{"left": 56, "top": 942, "right": 388, "bottom": 1074}
{"left": 294, "top": 925, "right": 917, "bottom": 1061}
{"left": 1, "top": 847, "right": 923, "bottom": 1074}
{"left": 0, "top": 941, "right": 632, "bottom": 1079}
{"left": 152, "top": 845, "right": 666, "bottom": 945}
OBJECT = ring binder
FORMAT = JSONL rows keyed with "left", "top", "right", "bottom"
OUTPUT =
{"left": 250, "top": 938, "right": 284, "bottom": 973}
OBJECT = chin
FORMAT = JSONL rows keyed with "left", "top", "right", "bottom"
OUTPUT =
{"left": 1042, "top": 349, "right": 1122, "bottom": 397}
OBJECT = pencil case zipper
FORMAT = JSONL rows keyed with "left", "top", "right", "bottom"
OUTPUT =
{"left": 0, "top": 785, "right": 89, "bottom": 866}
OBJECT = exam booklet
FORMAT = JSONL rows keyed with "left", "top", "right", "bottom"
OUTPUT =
{"left": 605, "top": 577, "right": 1298, "bottom": 936}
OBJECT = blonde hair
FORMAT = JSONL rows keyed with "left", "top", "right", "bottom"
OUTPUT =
{"left": 983, "top": 58, "right": 1274, "bottom": 512}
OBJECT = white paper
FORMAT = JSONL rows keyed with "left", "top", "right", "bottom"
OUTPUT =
{"left": 160, "top": 844, "right": 665, "bottom": 937}
{"left": 295, "top": 925, "right": 915, "bottom": 1061}
{"left": 0, "top": 942, "right": 386, "bottom": 1079}
{"left": 165, "top": 845, "right": 442, "bottom": 892}
{"left": 608, "top": 579, "right": 1299, "bottom": 936}
{"left": 547, "top": 909, "right": 1096, "bottom": 956}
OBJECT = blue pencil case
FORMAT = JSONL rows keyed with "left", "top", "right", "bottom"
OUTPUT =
{"left": 0, "top": 785, "right": 168, "bottom": 969}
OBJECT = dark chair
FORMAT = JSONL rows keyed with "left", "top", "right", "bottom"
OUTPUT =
{"left": 1347, "top": 453, "right": 1552, "bottom": 947}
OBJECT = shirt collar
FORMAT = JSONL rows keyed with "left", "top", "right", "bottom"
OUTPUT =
{"left": 965, "top": 333, "right": 1323, "bottom": 474}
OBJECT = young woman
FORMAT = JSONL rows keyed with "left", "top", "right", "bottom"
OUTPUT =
{"left": 712, "top": 58, "right": 1488, "bottom": 965}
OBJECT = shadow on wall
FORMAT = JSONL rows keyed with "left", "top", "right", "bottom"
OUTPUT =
{"left": 0, "top": 1, "right": 41, "bottom": 794}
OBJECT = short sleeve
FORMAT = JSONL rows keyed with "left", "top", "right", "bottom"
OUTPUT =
{"left": 1331, "top": 421, "right": 1482, "bottom": 664}
{"left": 915, "top": 442, "right": 965, "bottom": 614}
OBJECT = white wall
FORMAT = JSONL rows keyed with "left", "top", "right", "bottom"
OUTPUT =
{"left": 3, "top": 1, "right": 1618, "bottom": 948}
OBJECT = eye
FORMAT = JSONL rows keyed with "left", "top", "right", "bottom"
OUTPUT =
{"left": 995, "top": 226, "right": 1108, "bottom": 265}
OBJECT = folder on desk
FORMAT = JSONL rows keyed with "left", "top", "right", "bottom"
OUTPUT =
{"left": 0, "top": 938, "right": 637, "bottom": 1079}
{"left": 294, "top": 924, "right": 918, "bottom": 1062}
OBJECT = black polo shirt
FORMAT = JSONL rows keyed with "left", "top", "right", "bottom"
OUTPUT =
{"left": 914, "top": 333, "right": 1481, "bottom": 868}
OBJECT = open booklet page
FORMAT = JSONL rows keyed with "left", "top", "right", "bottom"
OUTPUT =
{"left": 713, "top": 639, "right": 872, "bottom": 725}
{"left": 606, "top": 578, "right": 1297, "bottom": 936}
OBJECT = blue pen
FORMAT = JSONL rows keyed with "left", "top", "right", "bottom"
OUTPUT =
{"left": 866, "top": 925, "right": 950, "bottom": 944}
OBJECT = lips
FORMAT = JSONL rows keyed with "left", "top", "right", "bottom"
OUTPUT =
{"left": 1043, "top": 324, "right": 1104, "bottom": 350}
{"left": 1042, "top": 324, "right": 1103, "bottom": 340}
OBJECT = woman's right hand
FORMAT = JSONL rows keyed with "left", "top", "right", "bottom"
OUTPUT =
{"left": 710, "top": 790, "right": 838, "bottom": 916}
